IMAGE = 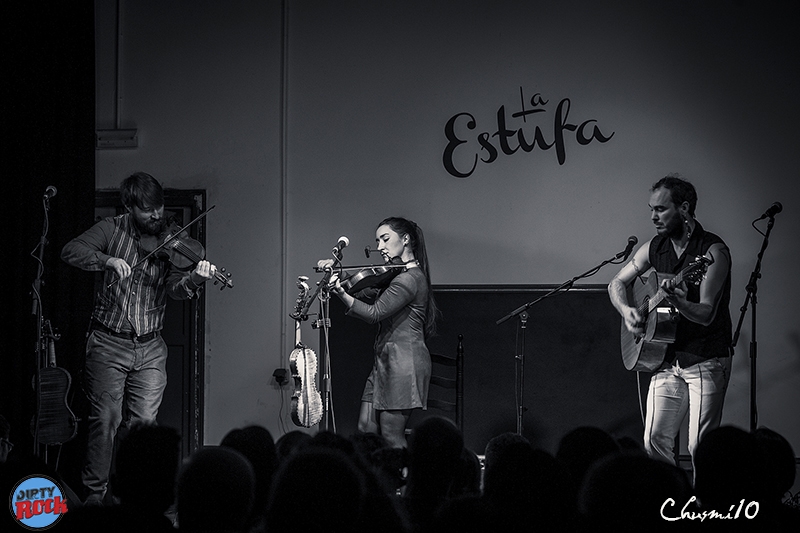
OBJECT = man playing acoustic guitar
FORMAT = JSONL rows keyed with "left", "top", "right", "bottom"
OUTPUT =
{"left": 608, "top": 175, "right": 732, "bottom": 470}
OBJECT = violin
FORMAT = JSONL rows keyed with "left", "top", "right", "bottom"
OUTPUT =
{"left": 289, "top": 277, "right": 323, "bottom": 428}
{"left": 320, "top": 256, "right": 414, "bottom": 294}
{"left": 340, "top": 259, "right": 410, "bottom": 293}
{"left": 31, "top": 320, "right": 78, "bottom": 445}
{"left": 140, "top": 217, "right": 234, "bottom": 290}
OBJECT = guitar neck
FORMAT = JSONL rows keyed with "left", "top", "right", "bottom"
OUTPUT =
{"left": 640, "top": 262, "right": 699, "bottom": 315}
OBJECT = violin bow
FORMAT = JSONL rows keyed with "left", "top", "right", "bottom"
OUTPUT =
{"left": 312, "top": 262, "right": 411, "bottom": 273}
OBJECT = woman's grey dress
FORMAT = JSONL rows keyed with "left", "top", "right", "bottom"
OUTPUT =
{"left": 346, "top": 268, "right": 430, "bottom": 410}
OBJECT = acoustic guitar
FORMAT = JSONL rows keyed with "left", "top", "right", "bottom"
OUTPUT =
{"left": 620, "top": 255, "right": 712, "bottom": 371}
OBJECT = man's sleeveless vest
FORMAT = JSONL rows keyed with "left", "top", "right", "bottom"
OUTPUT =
{"left": 648, "top": 221, "right": 732, "bottom": 367}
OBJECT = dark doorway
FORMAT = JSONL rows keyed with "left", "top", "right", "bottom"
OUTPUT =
{"left": 95, "top": 188, "right": 206, "bottom": 460}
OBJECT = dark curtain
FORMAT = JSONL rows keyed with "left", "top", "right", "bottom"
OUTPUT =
{"left": 2, "top": 0, "right": 95, "bottom": 492}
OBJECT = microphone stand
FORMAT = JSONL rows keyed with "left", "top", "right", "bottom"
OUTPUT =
{"left": 496, "top": 247, "right": 629, "bottom": 435}
{"left": 30, "top": 194, "right": 52, "bottom": 458}
{"left": 315, "top": 295, "right": 334, "bottom": 432}
{"left": 732, "top": 214, "right": 777, "bottom": 432}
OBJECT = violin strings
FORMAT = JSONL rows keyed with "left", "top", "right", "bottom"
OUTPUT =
{"left": 172, "top": 240, "right": 227, "bottom": 284}
{"left": 172, "top": 241, "right": 204, "bottom": 263}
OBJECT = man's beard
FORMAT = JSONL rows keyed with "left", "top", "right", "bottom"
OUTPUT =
{"left": 135, "top": 217, "right": 164, "bottom": 236}
{"left": 663, "top": 215, "right": 685, "bottom": 240}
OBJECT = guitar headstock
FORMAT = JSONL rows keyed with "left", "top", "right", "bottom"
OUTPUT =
{"left": 684, "top": 254, "right": 714, "bottom": 286}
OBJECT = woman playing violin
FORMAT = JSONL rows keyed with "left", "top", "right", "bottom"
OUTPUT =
{"left": 324, "top": 217, "right": 438, "bottom": 448}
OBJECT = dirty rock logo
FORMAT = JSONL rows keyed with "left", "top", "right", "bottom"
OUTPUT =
{"left": 8, "top": 475, "right": 69, "bottom": 530}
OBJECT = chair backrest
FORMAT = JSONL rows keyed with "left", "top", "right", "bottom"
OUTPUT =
{"left": 426, "top": 334, "right": 464, "bottom": 430}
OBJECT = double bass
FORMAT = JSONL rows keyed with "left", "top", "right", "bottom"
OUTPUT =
{"left": 288, "top": 276, "right": 323, "bottom": 427}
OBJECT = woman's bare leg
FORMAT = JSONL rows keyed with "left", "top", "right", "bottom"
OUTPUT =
{"left": 357, "top": 401, "right": 379, "bottom": 434}
{"left": 378, "top": 409, "right": 411, "bottom": 448}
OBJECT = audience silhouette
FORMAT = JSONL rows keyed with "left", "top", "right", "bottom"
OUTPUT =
{"left": 556, "top": 425, "right": 621, "bottom": 513}
{"left": 692, "top": 425, "right": 800, "bottom": 531}
{"left": 177, "top": 446, "right": 255, "bottom": 532}
{"left": 400, "top": 417, "right": 465, "bottom": 532}
{"left": 753, "top": 426, "right": 800, "bottom": 531}
{"left": 266, "top": 446, "right": 365, "bottom": 532}
{"left": 220, "top": 425, "right": 278, "bottom": 531}
{"left": 274, "top": 429, "right": 312, "bottom": 464}
{"left": 482, "top": 431, "right": 573, "bottom": 530}
{"left": 5, "top": 412, "right": 799, "bottom": 532}
{"left": 59, "top": 423, "right": 181, "bottom": 532}
{"left": 577, "top": 451, "right": 693, "bottom": 532}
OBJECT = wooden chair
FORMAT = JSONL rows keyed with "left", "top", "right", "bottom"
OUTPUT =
{"left": 407, "top": 334, "right": 464, "bottom": 434}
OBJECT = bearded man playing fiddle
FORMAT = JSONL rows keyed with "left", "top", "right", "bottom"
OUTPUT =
{"left": 61, "top": 172, "right": 215, "bottom": 505}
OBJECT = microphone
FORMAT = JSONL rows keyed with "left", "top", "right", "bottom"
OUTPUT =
{"left": 757, "top": 202, "right": 783, "bottom": 220}
{"left": 616, "top": 236, "right": 638, "bottom": 260}
{"left": 364, "top": 245, "right": 382, "bottom": 258}
{"left": 332, "top": 236, "right": 349, "bottom": 255}
{"left": 44, "top": 185, "right": 57, "bottom": 199}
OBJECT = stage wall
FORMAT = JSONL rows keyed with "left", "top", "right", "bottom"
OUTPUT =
{"left": 88, "top": 1, "right": 799, "bottom": 452}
